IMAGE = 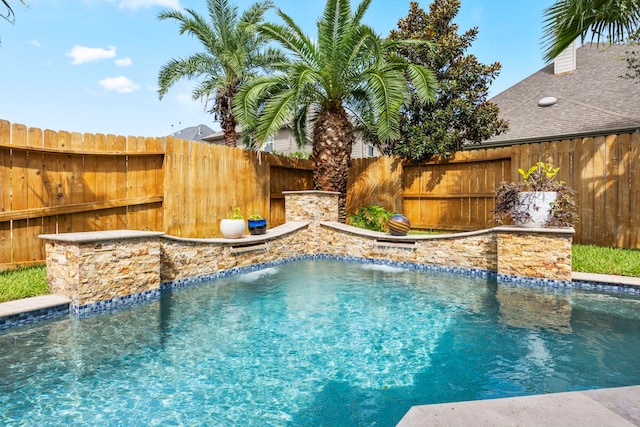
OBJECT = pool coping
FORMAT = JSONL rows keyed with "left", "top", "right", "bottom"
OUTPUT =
{"left": 397, "top": 385, "right": 640, "bottom": 426}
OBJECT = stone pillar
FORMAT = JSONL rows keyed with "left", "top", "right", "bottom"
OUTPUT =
{"left": 495, "top": 226, "right": 574, "bottom": 283}
{"left": 39, "top": 230, "right": 164, "bottom": 315}
{"left": 283, "top": 191, "right": 339, "bottom": 255}
{"left": 283, "top": 190, "right": 340, "bottom": 222}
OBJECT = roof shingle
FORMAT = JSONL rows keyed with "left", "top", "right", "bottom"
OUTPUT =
{"left": 485, "top": 43, "right": 640, "bottom": 145}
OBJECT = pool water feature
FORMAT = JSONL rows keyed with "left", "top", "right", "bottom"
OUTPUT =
{"left": 2, "top": 259, "right": 640, "bottom": 426}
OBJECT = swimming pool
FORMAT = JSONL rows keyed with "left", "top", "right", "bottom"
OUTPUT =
{"left": 2, "top": 259, "right": 640, "bottom": 426}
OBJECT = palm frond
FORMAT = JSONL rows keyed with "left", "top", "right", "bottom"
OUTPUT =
{"left": 317, "top": 0, "right": 352, "bottom": 69}
{"left": 291, "top": 104, "right": 309, "bottom": 148}
{"left": 255, "top": 88, "right": 297, "bottom": 143}
{"left": 364, "top": 67, "right": 409, "bottom": 141}
{"left": 232, "top": 75, "right": 285, "bottom": 130}
{"left": 405, "top": 63, "right": 438, "bottom": 104}
{"left": 351, "top": 0, "right": 373, "bottom": 27}
{"left": 209, "top": 0, "right": 237, "bottom": 45}
{"left": 260, "top": 20, "right": 317, "bottom": 66}
{"left": 158, "top": 55, "right": 221, "bottom": 99}
{"left": 239, "top": 0, "right": 273, "bottom": 26}
{"left": 542, "top": 0, "right": 640, "bottom": 61}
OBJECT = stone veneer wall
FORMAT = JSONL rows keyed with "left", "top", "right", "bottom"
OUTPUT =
{"left": 317, "top": 225, "right": 498, "bottom": 272}
{"left": 496, "top": 228, "right": 573, "bottom": 282}
{"left": 284, "top": 191, "right": 339, "bottom": 223}
{"left": 42, "top": 232, "right": 162, "bottom": 308}
{"left": 41, "top": 191, "right": 574, "bottom": 315}
{"left": 161, "top": 224, "right": 312, "bottom": 283}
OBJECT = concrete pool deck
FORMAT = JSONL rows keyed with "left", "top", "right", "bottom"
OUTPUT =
{"left": 397, "top": 385, "right": 640, "bottom": 426}
{"left": 2, "top": 272, "right": 640, "bottom": 425}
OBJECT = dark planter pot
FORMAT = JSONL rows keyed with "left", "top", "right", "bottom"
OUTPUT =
{"left": 388, "top": 214, "right": 411, "bottom": 236}
{"left": 248, "top": 218, "right": 267, "bottom": 235}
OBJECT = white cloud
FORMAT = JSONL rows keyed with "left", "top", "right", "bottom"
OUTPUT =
{"left": 177, "top": 93, "right": 193, "bottom": 104}
{"left": 99, "top": 76, "right": 140, "bottom": 93}
{"left": 28, "top": 40, "right": 41, "bottom": 47}
{"left": 115, "top": 57, "right": 133, "bottom": 67}
{"left": 67, "top": 45, "right": 117, "bottom": 65}
{"left": 117, "top": 0, "right": 180, "bottom": 9}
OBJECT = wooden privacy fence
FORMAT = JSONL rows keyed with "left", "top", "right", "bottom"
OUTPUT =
{"left": 0, "top": 120, "right": 164, "bottom": 267}
{"left": 162, "top": 138, "right": 312, "bottom": 238}
{"left": 3, "top": 118, "right": 640, "bottom": 268}
{"left": 346, "top": 131, "right": 640, "bottom": 249}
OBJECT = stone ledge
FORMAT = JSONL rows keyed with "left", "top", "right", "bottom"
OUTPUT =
{"left": 282, "top": 190, "right": 340, "bottom": 195}
{"left": 320, "top": 221, "right": 495, "bottom": 241}
{"left": 39, "top": 230, "right": 165, "bottom": 242}
{"left": 0, "top": 294, "right": 71, "bottom": 318}
{"left": 161, "top": 221, "right": 309, "bottom": 245}
{"left": 494, "top": 225, "right": 575, "bottom": 234}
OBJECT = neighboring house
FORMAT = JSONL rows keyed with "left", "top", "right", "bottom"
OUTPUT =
{"left": 483, "top": 42, "right": 640, "bottom": 146}
{"left": 202, "top": 125, "right": 380, "bottom": 159}
{"left": 170, "top": 124, "right": 216, "bottom": 143}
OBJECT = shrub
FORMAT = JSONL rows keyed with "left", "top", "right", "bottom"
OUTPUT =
{"left": 348, "top": 206, "right": 395, "bottom": 232}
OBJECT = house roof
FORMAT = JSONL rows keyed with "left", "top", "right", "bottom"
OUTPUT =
{"left": 484, "top": 43, "right": 640, "bottom": 146}
{"left": 169, "top": 124, "right": 216, "bottom": 142}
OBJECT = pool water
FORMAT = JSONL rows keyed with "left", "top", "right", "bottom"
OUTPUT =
{"left": 2, "top": 259, "right": 640, "bottom": 426}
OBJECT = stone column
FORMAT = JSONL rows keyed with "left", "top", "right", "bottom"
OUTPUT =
{"left": 283, "top": 191, "right": 340, "bottom": 255}
{"left": 495, "top": 226, "right": 574, "bottom": 283}
{"left": 283, "top": 190, "right": 340, "bottom": 223}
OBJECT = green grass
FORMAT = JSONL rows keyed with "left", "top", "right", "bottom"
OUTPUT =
{"left": 572, "top": 244, "right": 640, "bottom": 277}
{"left": 0, "top": 265, "right": 49, "bottom": 304}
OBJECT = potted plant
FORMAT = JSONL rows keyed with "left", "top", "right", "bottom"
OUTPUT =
{"left": 247, "top": 212, "right": 267, "bottom": 235}
{"left": 220, "top": 206, "right": 245, "bottom": 238}
{"left": 493, "top": 162, "right": 577, "bottom": 227}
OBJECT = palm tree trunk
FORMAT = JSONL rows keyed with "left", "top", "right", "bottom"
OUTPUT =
{"left": 218, "top": 87, "right": 238, "bottom": 147}
{"left": 312, "top": 108, "right": 354, "bottom": 222}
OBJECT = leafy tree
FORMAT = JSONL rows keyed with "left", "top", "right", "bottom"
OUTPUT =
{"left": 233, "top": 0, "right": 436, "bottom": 219}
{"left": 157, "top": 0, "right": 285, "bottom": 146}
{"left": 542, "top": 0, "right": 640, "bottom": 62}
{"left": 623, "top": 28, "right": 640, "bottom": 82}
{"left": 381, "top": 0, "right": 508, "bottom": 161}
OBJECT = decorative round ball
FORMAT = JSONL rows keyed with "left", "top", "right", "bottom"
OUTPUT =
{"left": 388, "top": 214, "right": 411, "bottom": 236}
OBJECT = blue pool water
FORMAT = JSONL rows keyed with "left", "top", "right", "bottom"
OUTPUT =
{"left": 2, "top": 259, "right": 640, "bottom": 426}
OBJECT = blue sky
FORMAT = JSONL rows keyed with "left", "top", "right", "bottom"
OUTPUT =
{"left": 0, "top": 0, "right": 554, "bottom": 138}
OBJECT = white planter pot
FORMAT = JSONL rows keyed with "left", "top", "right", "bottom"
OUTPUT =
{"left": 515, "top": 191, "right": 557, "bottom": 227}
{"left": 220, "top": 219, "right": 246, "bottom": 238}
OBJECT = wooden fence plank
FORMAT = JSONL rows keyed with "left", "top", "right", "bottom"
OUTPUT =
{"left": 0, "top": 121, "right": 11, "bottom": 264}
{"left": 616, "top": 133, "right": 631, "bottom": 248}
{"left": 41, "top": 129, "right": 59, "bottom": 237}
{"left": 26, "top": 127, "right": 45, "bottom": 261}
{"left": 591, "top": 136, "right": 606, "bottom": 245}
{"left": 604, "top": 135, "right": 618, "bottom": 246}
{"left": 630, "top": 132, "right": 640, "bottom": 248}
{"left": 11, "top": 124, "right": 29, "bottom": 262}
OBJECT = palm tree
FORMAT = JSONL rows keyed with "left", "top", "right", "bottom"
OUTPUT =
{"left": 157, "top": 0, "right": 285, "bottom": 147}
{"left": 542, "top": 0, "right": 640, "bottom": 61}
{"left": 1, "top": 1, "right": 25, "bottom": 23}
{"left": 233, "top": 0, "right": 437, "bottom": 219}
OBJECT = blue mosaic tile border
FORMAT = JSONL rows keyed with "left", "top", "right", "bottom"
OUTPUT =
{"left": 5, "top": 255, "right": 640, "bottom": 328}
{"left": 497, "top": 273, "right": 572, "bottom": 289}
{"left": 0, "top": 303, "right": 69, "bottom": 331}
{"left": 72, "top": 289, "right": 162, "bottom": 318}
{"left": 160, "top": 254, "right": 499, "bottom": 292}
{"left": 572, "top": 279, "right": 640, "bottom": 295}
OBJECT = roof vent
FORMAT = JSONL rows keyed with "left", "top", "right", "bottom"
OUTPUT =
{"left": 538, "top": 96, "right": 558, "bottom": 107}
